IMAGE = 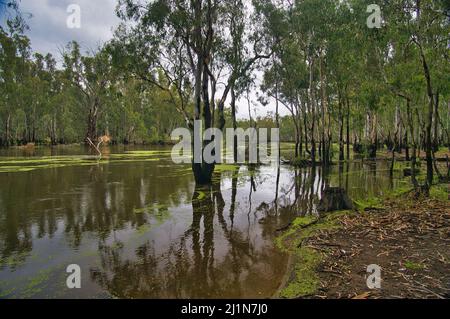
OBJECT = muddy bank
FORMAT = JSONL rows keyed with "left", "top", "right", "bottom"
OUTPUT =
{"left": 275, "top": 184, "right": 450, "bottom": 299}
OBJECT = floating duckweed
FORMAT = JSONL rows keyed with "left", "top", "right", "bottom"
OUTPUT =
{"left": 196, "top": 191, "right": 206, "bottom": 201}
{"left": 0, "top": 151, "right": 174, "bottom": 174}
{"left": 0, "top": 286, "right": 15, "bottom": 298}
{"left": 136, "top": 224, "right": 151, "bottom": 235}
{"left": 134, "top": 203, "right": 170, "bottom": 214}
{"left": 215, "top": 164, "right": 240, "bottom": 172}
{"left": 0, "top": 251, "right": 32, "bottom": 269}
{"left": 21, "top": 268, "right": 52, "bottom": 298}
{"left": 122, "top": 150, "right": 174, "bottom": 157}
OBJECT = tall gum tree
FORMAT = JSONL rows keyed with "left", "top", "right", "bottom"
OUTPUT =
{"left": 114, "top": 0, "right": 275, "bottom": 185}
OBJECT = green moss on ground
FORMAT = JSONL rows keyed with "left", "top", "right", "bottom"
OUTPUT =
{"left": 386, "top": 183, "right": 448, "bottom": 201}
{"left": 430, "top": 184, "right": 448, "bottom": 201}
{"left": 280, "top": 247, "right": 321, "bottom": 298}
{"left": 353, "top": 197, "right": 384, "bottom": 211}
{"left": 404, "top": 261, "right": 426, "bottom": 271}
{"left": 276, "top": 211, "right": 354, "bottom": 298}
{"left": 276, "top": 180, "right": 448, "bottom": 299}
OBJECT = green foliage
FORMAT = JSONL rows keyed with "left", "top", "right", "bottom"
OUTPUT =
{"left": 404, "top": 261, "right": 426, "bottom": 271}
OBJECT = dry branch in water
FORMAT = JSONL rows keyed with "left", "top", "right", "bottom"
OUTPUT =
{"left": 86, "top": 135, "right": 111, "bottom": 158}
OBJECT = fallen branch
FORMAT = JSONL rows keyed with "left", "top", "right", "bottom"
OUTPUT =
{"left": 86, "top": 137, "right": 103, "bottom": 158}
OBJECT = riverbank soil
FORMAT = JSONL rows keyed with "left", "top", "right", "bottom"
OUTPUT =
{"left": 278, "top": 189, "right": 450, "bottom": 299}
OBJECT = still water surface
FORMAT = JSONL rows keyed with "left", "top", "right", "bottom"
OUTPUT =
{"left": 0, "top": 145, "right": 404, "bottom": 298}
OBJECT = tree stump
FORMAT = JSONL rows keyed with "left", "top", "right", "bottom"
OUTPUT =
{"left": 317, "top": 187, "right": 354, "bottom": 213}
{"left": 403, "top": 167, "right": 420, "bottom": 177}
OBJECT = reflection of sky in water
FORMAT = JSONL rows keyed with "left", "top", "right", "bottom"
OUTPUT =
{"left": 0, "top": 146, "right": 406, "bottom": 298}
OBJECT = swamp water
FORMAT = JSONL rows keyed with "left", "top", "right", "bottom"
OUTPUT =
{"left": 0, "top": 145, "right": 407, "bottom": 298}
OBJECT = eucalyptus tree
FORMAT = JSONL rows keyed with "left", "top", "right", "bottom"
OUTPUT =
{"left": 0, "top": 28, "right": 16, "bottom": 145}
{"left": 262, "top": 39, "right": 309, "bottom": 159}
{"left": 0, "top": 19, "right": 33, "bottom": 145}
{"left": 114, "top": 0, "right": 275, "bottom": 184}
{"left": 63, "top": 42, "right": 113, "bottom": 143}
{"left": 377, "top": 0, "right": 450, "bottom": 193}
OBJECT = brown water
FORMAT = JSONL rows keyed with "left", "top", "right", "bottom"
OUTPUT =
{"left": 0, "top": 145, "right": 406, "bottom": 298}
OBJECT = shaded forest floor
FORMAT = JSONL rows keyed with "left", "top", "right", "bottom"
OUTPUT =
{"left": 276, "top": 185, "right": 450, "bottom": 299}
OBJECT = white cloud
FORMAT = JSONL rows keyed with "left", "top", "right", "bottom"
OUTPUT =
{"left": 20, "top": 0, "right": 120, "bottom": 59}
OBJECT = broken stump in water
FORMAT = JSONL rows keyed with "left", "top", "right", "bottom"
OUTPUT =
{"left": 403, "top": 167, "right": 420, "bottom": 177}
{"left": 317, "top": 187, "right": 354, "bottom": 213}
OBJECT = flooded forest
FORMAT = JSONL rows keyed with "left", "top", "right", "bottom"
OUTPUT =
{"left": 0, "top": 0, "right": 449, "bottom": 299}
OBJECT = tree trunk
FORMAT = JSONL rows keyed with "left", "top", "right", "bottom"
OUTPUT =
{"left": 433, "top": 91, "right": 440, "bottom": 152}
{"left": 319, "top": 54, "right": 327, "bottom": 165}
{"left": 338, "top": 92, "right": 344, "bottom": 162}
{"left": 346, "top": 95, "right": 350, "bottom": 160}
{"left": 86, "top": 110, "right": 98, "bottom": 143}
{"left": 418, "top": 44, "right": 434, "bottom": 189}
{"left": 275, "top": 80, "right": 280, "bottom": 162}
{"left": 4, "top": 114, "right": 11, "bottom": 146}
{"left": 231, "top": 86, "right": 238, "bottom": 163}
{"left": 192, "top": 61, "right": 215, "bottom": 186}
{"left": 308, "top": 57, "right": 316, "bottom": 165}
{"left": 405, "top": 131, "right": 410, "bottom": 161}
{"left": 303, "top": 103, "right": 309, "bottom": 154}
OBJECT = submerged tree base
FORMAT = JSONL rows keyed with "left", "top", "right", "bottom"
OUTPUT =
{"left": 317, "top": 188, "right": 354, "bottom": 213}
{"left": 275, "top": 185, "right": 449, "bottom": 299}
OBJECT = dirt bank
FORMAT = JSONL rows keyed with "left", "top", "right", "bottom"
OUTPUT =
{"left": 276, "top": 185, "right": 450, "bottom": 299}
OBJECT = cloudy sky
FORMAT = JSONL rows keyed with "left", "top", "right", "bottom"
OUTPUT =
{"left": 17, "top": 0, "right": 121, "bottom": 60}
{"left": 1, "top": 0, "right": 285, "bottom": 119}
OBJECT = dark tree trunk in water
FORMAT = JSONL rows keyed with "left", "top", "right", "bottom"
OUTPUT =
{"left": 299, "top": 126, "right": 303, "bottom": 159}
{"left": 192, "top": 62, "right": 216, "bottom": 186}
{"left": 368, "top": 144, "right": 377, "bottom": 159}
{"left": 294, "top": 116, "right": 300, "bottom": 158}
{"left": 231, "top": 86, "right": 238, "bottom": 163}
{"left": 86, "top": 100, "right": 99, "bottom": 143}
{"left": 86, "top": 113, "right": 97, "bottom": 142}
{"left": 304, "top": 108, "right": 309, "bottom": 155}
{"left": 390, "top": 151, "right": 395, "bottom": 177}
{"left": 192, "top": 162, "right": 215, "bottom": 185}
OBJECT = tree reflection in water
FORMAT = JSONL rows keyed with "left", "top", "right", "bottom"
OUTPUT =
{"left": 0, "top": 151, "right": 400, "bottom": 298}
{"left": 89, "top": 165, "right": 289, "bottom": 298}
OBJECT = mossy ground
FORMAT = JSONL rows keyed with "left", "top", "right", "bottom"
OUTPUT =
{"left": 276, "top": 183, "right": 449, "bottom": 299}
{"left": 275, "top": 211, "right": 355, "bottom": 298}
